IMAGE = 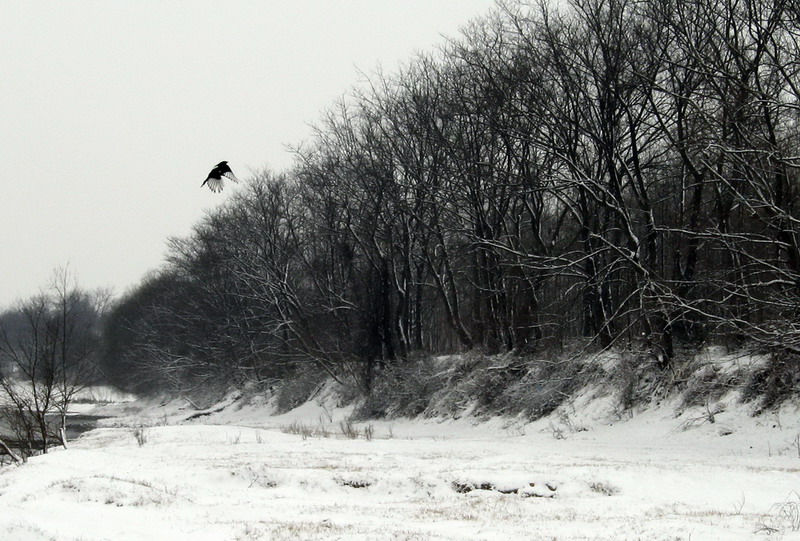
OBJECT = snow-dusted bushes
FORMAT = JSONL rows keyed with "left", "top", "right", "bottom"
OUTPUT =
{"left": 612, "top": 350, "right": 672, "bottom": 412}
{"left": 349, "top": 343, "right": 800, "bottom": 424}
{"left": 354, "top": 351, "right": 602, "bottom": 421}
{"left": 490, "top": 357, "right": 601, "bottom": 419}
{"left": 355, "top": 354, "right": 447, "bottom": 419}
{"left": 680, "top": 363, "right": 740, "bottom": 408}
{"left": 274, "top": 369, "right": 328, "bottom": 414}
{"left": 741, "top": 351, "right": 800, "bottom": 411}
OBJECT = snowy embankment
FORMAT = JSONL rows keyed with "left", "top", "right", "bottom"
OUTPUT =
{"left": 2, "top": 347, "right": 800, "bottom": 541}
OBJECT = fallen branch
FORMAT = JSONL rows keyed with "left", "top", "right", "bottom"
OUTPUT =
{"left": 0, "top": 437, "right": 23, "bottom": 464}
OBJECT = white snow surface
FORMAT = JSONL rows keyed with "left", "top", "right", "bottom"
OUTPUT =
{"left": 1, "top": 384, "right": 799, "bottom": 540}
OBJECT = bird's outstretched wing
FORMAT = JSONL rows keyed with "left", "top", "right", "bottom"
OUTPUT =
{"left": 201, "top": 174, "right": 224, "bottom": 193}
{"left": 222, "top": 171, "right": 239, "bottom": 183}
{"left": 218, "top": 162, "right": 240, "bottom": 183}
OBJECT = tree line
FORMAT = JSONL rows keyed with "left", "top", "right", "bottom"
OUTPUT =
{"left": 103, "top": 0, "right": 800, "bottom": 395}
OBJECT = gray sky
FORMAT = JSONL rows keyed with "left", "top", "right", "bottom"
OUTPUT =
{"left": 1, "top": 1, "right": 496, "bottom": 307}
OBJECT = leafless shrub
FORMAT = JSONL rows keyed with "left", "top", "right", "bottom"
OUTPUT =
{"left": 281, "top": 421, "right": 314, "bottom": 440}
{"left": 244, "top": 466, "right": 276, "bottom": 489}
{"left": 281, "top": 420, "right": 330, "bottom": 440}
{"left": 547, "top": 412, "right": 588, "bottom": 439}
{"left": 549, "top": 422, "right": 566, "bottom": 440}
{"left": 131, "top": 423, "right": 150, "bottom": 447}
{"left": 320, "top": 404, "right": 333, "bottom": 423}
{"left": 315, "top": 423, "right": 331, "bottom": 439}
{"left": 363, "top": 424, "right": 374, "bottom": 441}
{"left": 733, "top": 492, "right": 746, "bottom": 515}
{"left": 336, "top": 478, "right": 372, "bottom": 489}
{"left": 588, "top": 481, "right": 619, "bottom": 496}
{"left": 678, "top": 401, "right": 726, "bottom": 431}
{"left": 339, "top": 418, "right": 359, "bottom": 439}
{"left": 503, "top": 421, "right": 527, "bottom": 436}
{"left": 756, "top": 491, "right": 800, "bottom": 533}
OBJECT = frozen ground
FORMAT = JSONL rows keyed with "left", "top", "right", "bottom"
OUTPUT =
{"left": 1, "top": 387, "right": 799, "bottom": 540}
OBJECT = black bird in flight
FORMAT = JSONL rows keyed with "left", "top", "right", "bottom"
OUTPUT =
{"left": 201, "top": 161, "right": 239, "bottom": 193}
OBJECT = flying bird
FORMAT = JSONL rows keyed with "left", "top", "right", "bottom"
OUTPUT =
{"left": 201, "top": 161, "right": 239, "bottom": 193}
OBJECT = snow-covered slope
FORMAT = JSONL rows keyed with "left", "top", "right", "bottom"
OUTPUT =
{"left": 1, "top": 380, "right": 799, "bottom": 540}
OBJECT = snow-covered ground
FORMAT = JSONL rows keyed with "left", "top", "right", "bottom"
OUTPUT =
{"left": 1, "top": 387, "right": 799, "bottom": 540}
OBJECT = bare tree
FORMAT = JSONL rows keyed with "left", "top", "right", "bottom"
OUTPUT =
{"left": 50, "top": 268, "right": 110, "bottom": 447}
{"left": 0, "top": 268, "right": 107, "bottom": 457}
{"left": 0, "top": 293, "right": 59, "bottom": 458}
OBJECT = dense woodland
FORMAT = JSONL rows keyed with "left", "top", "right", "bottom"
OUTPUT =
{"left": 5, "top": 0, "right": 800, "bottom": 403}
{"left": 105, "top": 0, "right": 800, "bottom": 395}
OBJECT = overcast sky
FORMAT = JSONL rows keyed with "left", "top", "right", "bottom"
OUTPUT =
{"left": 1, "top": 1, "right": 497, "bottom": 307}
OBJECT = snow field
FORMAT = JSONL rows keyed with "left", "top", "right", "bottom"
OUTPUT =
{"left": 0, "top": 388, "right": 799, "bottom": 540}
